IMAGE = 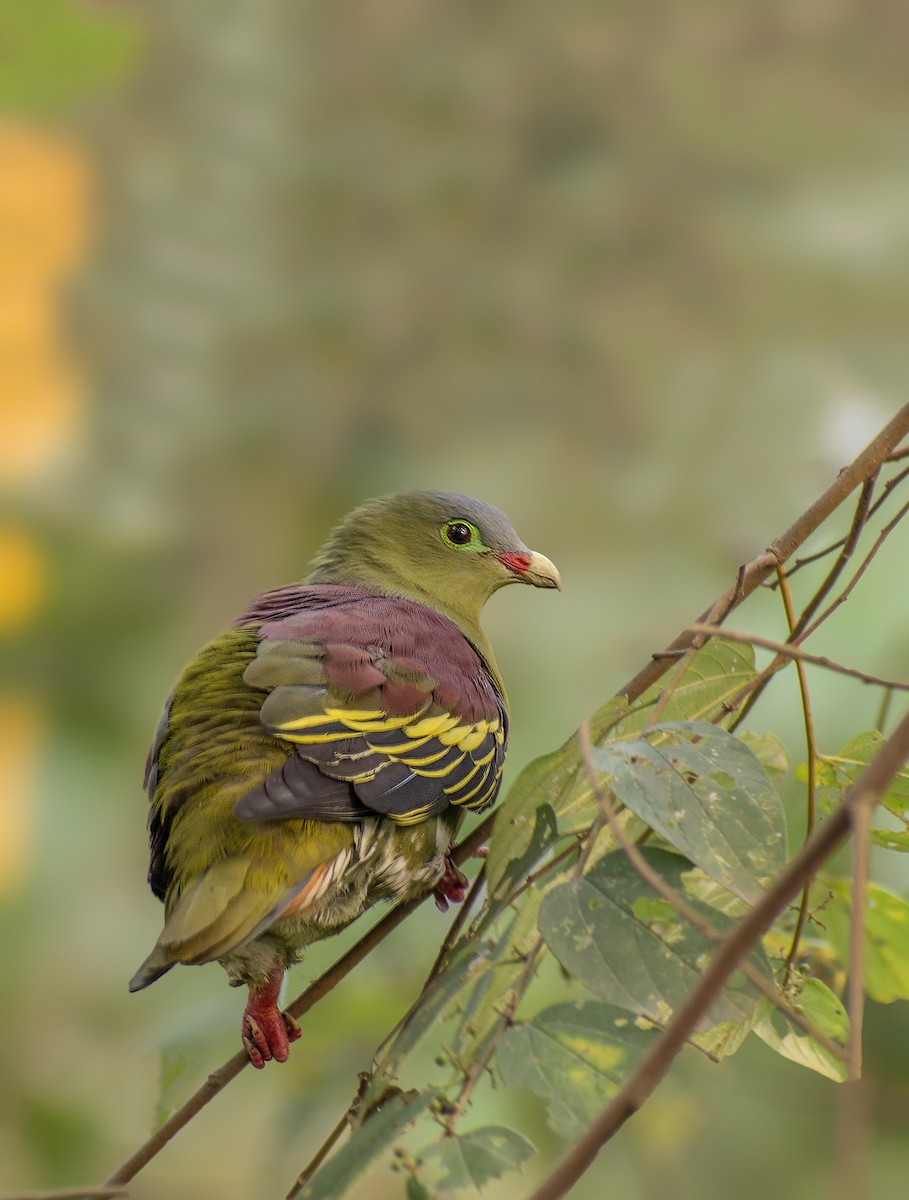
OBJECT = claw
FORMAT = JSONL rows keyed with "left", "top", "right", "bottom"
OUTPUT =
{"left": 433, "top": 854, "right": 470, "bottom": 911}
{"left": 241, "top": 964, "right": 300, "bottom": 1068}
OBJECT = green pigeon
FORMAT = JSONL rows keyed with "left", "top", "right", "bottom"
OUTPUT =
{"left": 130, "top": 491, "right": 560, "bottom": 1067}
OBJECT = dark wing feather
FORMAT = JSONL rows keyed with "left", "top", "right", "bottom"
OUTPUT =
{"left": 233, "top": 588, "right": 507, "bottom": 826}
{"left": 145, "top": 697, "right": 174, "bottom": 900}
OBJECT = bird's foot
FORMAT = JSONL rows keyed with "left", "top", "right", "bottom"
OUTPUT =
{"left": 241, "top": 964, "right": 301, "bottom": 1069}
{"left": 433, "top": 855, "right": 471, "bottom": 912}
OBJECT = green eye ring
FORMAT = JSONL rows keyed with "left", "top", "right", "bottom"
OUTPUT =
{"left": 440, "top": 519, "right": 483, "bottom": 551}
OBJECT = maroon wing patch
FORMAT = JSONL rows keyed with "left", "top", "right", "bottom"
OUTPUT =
{"left": 233, "top": 586, "right": 508, "bottom": 825}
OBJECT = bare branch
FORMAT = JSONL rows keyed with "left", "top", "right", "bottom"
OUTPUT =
{"left": 285, "top": 1110, "right": 352, "bottom": 1200}
{"left": 776, "top": 568, "right": 818, "bottom": 985}
{"left": 798, "top": 497, "right": 909, "bottom": 644}
{"left": 618, "top": 404, "right": 909, "bottom": 708}
{"left": 0, "top": 1192, "right": 126, "bottom": 1200}
{"left": 847, "top": 810, "right": 871, "bottom": 1082}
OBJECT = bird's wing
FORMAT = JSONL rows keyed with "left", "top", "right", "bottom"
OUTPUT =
{"left": 234, "top": 592, "right": 507, "bottom": 826}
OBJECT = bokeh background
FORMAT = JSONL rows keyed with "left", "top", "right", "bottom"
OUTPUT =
{"left": 2, "top": 2, "right": 909, "bottom": 1197}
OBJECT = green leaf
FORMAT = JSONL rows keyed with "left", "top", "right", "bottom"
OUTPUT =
{"left": 153, "top": 1047, "right": 191, "bottom": 1128}
{"left": 592, "top": 722, "right": 787, "bottom": 901}
{"left": 420, "top": 1126, "right": 535, "bottom": 1192}
{"left": 753, "top": 979, "right": 849, "bottom": 1082}
{"left": 824, "top": 881, "right": 909, "bottom": 1003}
{"left": 738, "top": 730, "right": 792, "bottom": 777}
{"left": 298, "top": 1091, "right": 433, "bottom": 1200}
{"left": 870, "top": 827, "right": 909, "bottom": 852}
{"left": 407, "top": 1171, "right": 431, "bottom": 1200}
{"left": 818, "top": 731, "right": 909, "bottom": 823}
{"left": 487, "top": 641, "right": 757, "bottom": 898}
{"left": 538, "top": 848, "right": 765, "bottom": 1035}
{"left": 498, "top": 1001, "right": 656, "bottom": 1137}
{"left": 681, "top": 867, "right": 749, "bottom": 918}
{"left": 405, "top": 1175, "right": 432, "bottom": 1200}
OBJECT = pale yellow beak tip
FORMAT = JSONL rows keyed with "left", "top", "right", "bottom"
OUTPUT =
{"left": 526, "top": 551, "right": 562, "bottom": 591}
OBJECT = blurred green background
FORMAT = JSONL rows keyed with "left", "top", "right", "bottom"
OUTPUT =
{"left": 2, "top": 1, "right": 909, "bottom": 1197}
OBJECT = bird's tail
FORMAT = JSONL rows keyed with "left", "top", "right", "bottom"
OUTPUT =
{"left": 129, "top": 947, "right": 175, "bottom": 992}
{"left": 128, "top": 855, "right": 322, "bottom": 992}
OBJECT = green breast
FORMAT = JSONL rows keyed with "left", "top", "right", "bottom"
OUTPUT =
{"left": 151, "top": 627, "right": 354, "bottom": 900}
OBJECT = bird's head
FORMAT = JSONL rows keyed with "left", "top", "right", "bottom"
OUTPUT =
{"left": 308, "top": 490, "right": 560, "bottom": 631}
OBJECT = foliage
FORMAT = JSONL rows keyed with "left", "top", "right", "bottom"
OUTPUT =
{"left": 84, "top": 418, "right": 909, "bottom": 1200}
{"left": 276, "top": 433, "right": 909, "bottom": 1199}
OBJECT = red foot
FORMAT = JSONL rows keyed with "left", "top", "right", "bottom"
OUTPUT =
{"left": 241, "top": 963, "right": 301, "bottom": 1069}
{"left": 433, "top": 854, "right": 471, "bottom": 912}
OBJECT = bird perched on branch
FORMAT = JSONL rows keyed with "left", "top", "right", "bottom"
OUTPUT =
{"left": 130, "top": 491, "right": 560, "bottom": 1067}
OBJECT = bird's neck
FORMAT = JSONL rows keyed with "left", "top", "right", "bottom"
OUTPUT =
{"left": 307, "top": 560, "right": 508, "bottom": 703}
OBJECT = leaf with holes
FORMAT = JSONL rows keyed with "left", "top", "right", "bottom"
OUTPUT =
{"left": 538, "top": 848, "right": 767, "bottom": 1040}
{"left": 816, "top": 731, "right": 909, "bottom": 829}
{"left": 498, "top": 1001, "right": 657, "bottom": 1137}
{"left": 824, "top": 880, "right": 909, "bottom": 1003}
{"left": 419, "top": 1127, "right": 535, "bottom": 1192}
{"left": 592, "top": 721, "right": 787, "bottom": 901}
{"left": 487, "top": 641, "right": 757, "bottom": 899}
{"left": 754, "top": 978, "right": 848, "bottom": 1082}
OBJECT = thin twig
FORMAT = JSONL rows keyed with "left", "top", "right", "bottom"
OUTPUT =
{"left": 776, "top": 568, "right": 818, "bottom": 985}
{"left": 427, "top": 863, "right": 488, "bottom": 981}
{"left": 875, "top": 687, "right": 895, "bottom": 735}
{"left": 783, "top": 474, "right": 877, "bottom": 634}
{"left": 798, "top": 497, "right": 909, "bottom": 645}
{"left": 617, "top": 405, "right": 909, "bottom": 710}
{"left": 525, "top": 703, "right": 909, "bottom": 1200}
{"left": 442, "top": 937, "right": 546, "bottom": 1134}
{"left": 285, "top": 1110, "right": 353, "bottom": 1200}
{"left": 687, "top": 623, "right": 909, "bottom": 693}
{"left": 504, "top": 839, "right": 583, "bottom": 908}
{"left": 729, "top": 490, "right": 909, "bottom": 729}
{"left": 371, "top": 863, "right": 489, "bottom": 1067}
{"left": 0, "top": 1192, "right": 127, "bottom": 1200}
{"left": 847, "top": 809, "right": 870, "bottom": 1082}
{"left": 576, "top": 723, "right": 846, "bottom": 1061}
{"left": 779, "top": 461, "right": 909, "bottom": 583}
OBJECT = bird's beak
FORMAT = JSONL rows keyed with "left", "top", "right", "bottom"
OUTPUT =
{"left": 524, "top": 551, "right": 562, "bottom": 590}
{"left": 496, "top": 550, "right": 562, "bottom": 590}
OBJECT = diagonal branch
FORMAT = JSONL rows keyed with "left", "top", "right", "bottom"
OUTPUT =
{"left": 617, "top": 404, "right": 909, "bottom": 708}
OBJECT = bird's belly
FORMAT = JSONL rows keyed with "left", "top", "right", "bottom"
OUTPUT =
{"left": 270, "top": 812, "right": 461, "bottom": 947}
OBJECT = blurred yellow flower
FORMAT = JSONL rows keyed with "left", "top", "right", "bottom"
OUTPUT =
{"left": 0, "top": 122, "right": 87, "bottom": 482}
{"left": 0, "top": 696, "right": 42, "bottom": 894}
{"left": 0, "top": 523, "right": 45, "bottom": 629}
